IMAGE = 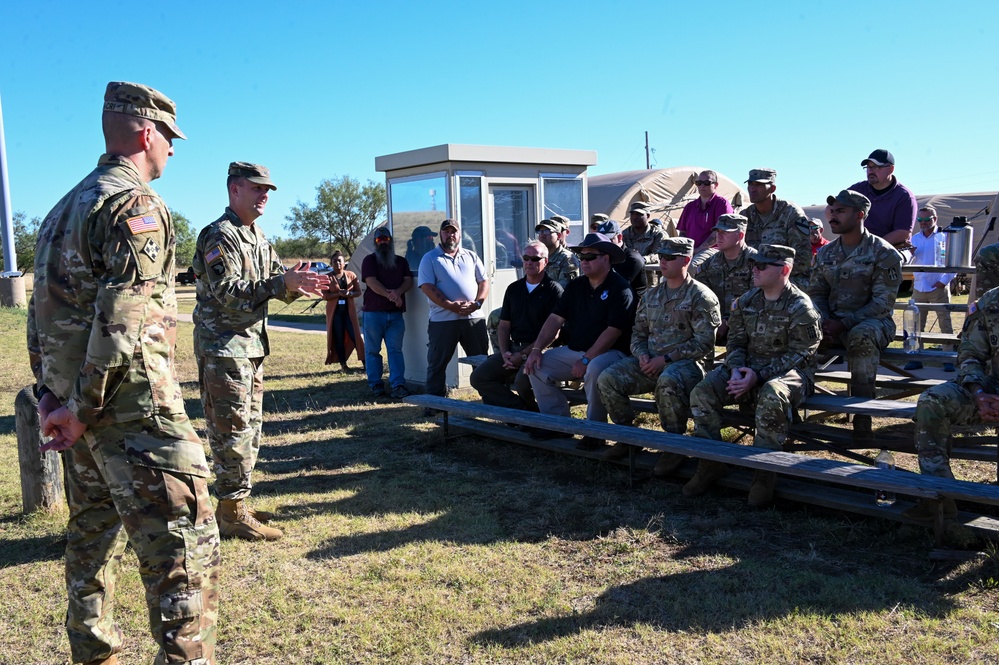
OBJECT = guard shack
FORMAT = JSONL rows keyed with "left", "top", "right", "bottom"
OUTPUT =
{"left": 375, "top": 143, "right": 597, "bottom": 391}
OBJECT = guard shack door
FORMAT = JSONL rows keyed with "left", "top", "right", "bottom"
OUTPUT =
{"left": 488, "top": 185, "right": 534, "bottom": 306}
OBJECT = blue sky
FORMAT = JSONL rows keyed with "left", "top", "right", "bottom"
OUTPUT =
{"left": 3, "top": 0, "right": 998, "bottom": 243}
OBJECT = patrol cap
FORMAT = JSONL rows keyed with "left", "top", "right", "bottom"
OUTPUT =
{"left": 412, "top": 225, "right": 437, "bottom": 238}
{"left": 754, "top": 244, "right": 795, "bottom": 266}
{"left": 374, "top": 226, "right": 392, "bottom": 240}
{"left": 746, "top": 168, "right": 777, "bottom": 184}
{"left": 103, "top": 81, "right": 186, "bottom": 140}
{"left": 596, "top": 220, "right": 621, "bottom": 235}
{"left": 627, "top": 201, "right": 651, "bottom": 215}
{"left": 657, "top": 237, "right": 695, "bottom": 258}
{"left": 861, "top": 149, "right": 895, "bottom": 167}
{"left": 550, "top": 214, "right": 570, "bottom": 231}
{"left": 712, "top": 214, "right": 748, "bottom": 233}
{"left": 228, "top": 162, "right": 277, "bottom": 190}
{"left": 590, "top": 213, "right": 609, "bottom": 224}
{"left": 826, "top": 189, "right": 871, "bottom": 213}
{"left": 536, "top": 219, "right": 560, "bottom": 233}
{"left": 440, "top": 218, "right": 460, "bottom": 232}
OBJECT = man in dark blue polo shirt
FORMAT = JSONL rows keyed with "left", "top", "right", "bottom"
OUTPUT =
{"left": 470, "top": 241, "right": 563, "bottom": 411}
{"left": 524, "top": 233, "right": 637, "bottom": 444}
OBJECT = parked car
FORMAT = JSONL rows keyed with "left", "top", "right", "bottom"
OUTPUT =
{"left": 176, "top": 266, "right": 197, "bottom": 285}
{"left": 307, "top": 261, "right": 332, "bottom": 274}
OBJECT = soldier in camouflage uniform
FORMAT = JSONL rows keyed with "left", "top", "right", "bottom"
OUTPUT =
{"left": 684, "top": 245, "right": 822, "bottom": 506}
{"left": 26, "top": 82, "right": 220, "bottom": 665}
{"left": 622, "top": 200, "right": 668, "bottom": 265}
{"left": 193, "top": 163, "right": 330, "bottom": 541}
{"left": 739, "top": 168, "right": 812, "bottom": 290}
{"left": 904, "top": 286, "right": 999, "bottom": 519}
{"left": 975, "top": 242, "right": 999, "bottom": 298}
{"left": 694, "top": 213, "right": 758, "bottom": 345}
{"left": 536, "top": 217, "right": 579, "bottom": 288}
{"left": 809, "top": 190, "right": 903, "bottom": 439}
{"left": 598, "top": 237, "right": 721, "bottom": 473}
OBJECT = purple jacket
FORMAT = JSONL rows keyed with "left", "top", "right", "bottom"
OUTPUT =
{"left": 848, "top": 178, "right": 917, "bottom": 240}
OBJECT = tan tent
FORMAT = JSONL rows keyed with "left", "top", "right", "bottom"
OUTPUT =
{"left": 587, "top": 167, "right": 748, "bottom": 236}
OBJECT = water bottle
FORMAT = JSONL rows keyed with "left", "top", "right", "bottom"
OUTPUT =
{"left": 875, "top": 449, "right": 896, "bottom": 507}
{"left": 902, "top": 299, "right": 920, "bottom": 353}
{"left": 935, "top": 235, "right": 947, "bottom": 267}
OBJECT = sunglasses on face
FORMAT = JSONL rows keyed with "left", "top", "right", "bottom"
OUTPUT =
{"left": 577, "top": 253, "right": 604, "bottom": 262}
{"left": 749, "top": 261, "right": 779, "bottom": 271}
{"left": 916, "top": 217, "right": 936, "bottom": 223}
{"left": 522, "top": 255, "right": 545, "bottom": 263}
{"left": 374, "top": 236, "right": 392, "bottom": 243}
{"left": 659, "top": 255, "right": 680, "bottom": 262}
{"left": 693, "top": 180, "right": 716, "bottom": 186}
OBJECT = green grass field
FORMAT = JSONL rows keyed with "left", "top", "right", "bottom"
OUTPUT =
{"left": 2, "top": 304, "right": 999, "bottom": 664}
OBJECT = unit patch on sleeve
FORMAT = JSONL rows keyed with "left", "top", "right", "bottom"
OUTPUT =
{"left": 142, "top": 238, "right": 161, "bottom": 261}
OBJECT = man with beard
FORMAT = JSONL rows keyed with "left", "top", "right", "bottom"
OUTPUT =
{"left": 739, "top": 168, "right": 812, "bottom": 290}
{"left": 470, "top": 241, "right": 562, "bottom": 412}
{"left": 849, "top": 149, "right": 917, "bottom": 251}
{"left": 418, "top": 219, "right": 490, "bottom": 407}
{"left": 536, "top": 217, "right": 578, "bottom": 288}
{"left": 362, "top": 226, "right": 413, "bottom": 398}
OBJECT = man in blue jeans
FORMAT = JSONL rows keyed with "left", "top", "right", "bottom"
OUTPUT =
{"left": 362, "top": 226, "right": 413, "bottom": 398}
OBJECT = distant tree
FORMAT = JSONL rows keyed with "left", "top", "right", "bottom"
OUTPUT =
{"left": 172, "top": 210, "right": 197, "bottom": 267}
{"left": 5, "top": 211, "right": 41, "bottom": 273}
{"left": 270, "top": 236, "right": 327, "bottom": 262}
{"left": 286, "top": 175, "right": 386, "bottom": 256}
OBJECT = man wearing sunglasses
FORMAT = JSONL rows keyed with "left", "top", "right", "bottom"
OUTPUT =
{"left": 622, "top": 201, "right": 668, "bottom": 266}
{"left": 535, "top": 218, "right": 579, "bottom": 288}
{"left": 848, "top": 149, "right": 917, "bottom": 252}
{"left": 694, "top": 214, "right": 757, "bottom": 345}
{"left": 739, "top": 168, "right": 812, "bottom": 290}
{"left": 362, "top": 226, "right": 413, "bottom": 398}
{"left": 470, "top": 242, "right": 563, "bottom": 412}
{"left": 684, "top": 245, "right": 821, "bottom": 506}
{"left": 678, "top": 170, "right": 734, "bottom": 254}
{"left": 598, "top": 237, "right": 721, "bottom": 469}
{"left": 524, "top": 233, "right": 637, "bottom": 447}
{"left": 809, "top": 189, "right": 903, "bottom": 439}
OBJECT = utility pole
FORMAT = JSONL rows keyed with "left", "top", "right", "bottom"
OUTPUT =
{"left": 645, "top": 131, "right": 650, "bottom": 170}
{"left": 0, "top": 93, "right": 26, "bottom": 307}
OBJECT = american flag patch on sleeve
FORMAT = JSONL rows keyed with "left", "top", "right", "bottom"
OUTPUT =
{"left": 205, "top": 247, "right": 223, "bottom": 264}
{"left": 126, "top": 215, "right": 159, "bottom": 234}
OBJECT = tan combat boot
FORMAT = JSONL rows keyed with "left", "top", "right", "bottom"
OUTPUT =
{"left": 653, "top": 453, "right": 687, "bottom": 478}
{"left": 682, "top": 460, "right": 728, "bottom": 497}
{"left": 217, "top": 499, "right": 283, "bottom": 541}
{"left": 901, "top": 498, "right": 958, "bottom": 521}
{"left": 747, "top": 471, "right": 777, "bottom": 507}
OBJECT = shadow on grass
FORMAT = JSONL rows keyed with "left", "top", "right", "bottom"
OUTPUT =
{"left": 472, "top": 543, "right": 957, "bottom": 644}
{"left": 0, "top": 532, "right": 66, "bottom": 566}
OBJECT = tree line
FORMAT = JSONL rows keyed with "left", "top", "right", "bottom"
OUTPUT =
{"left": 4, "top": 175, "right": 386, "bottom": 272}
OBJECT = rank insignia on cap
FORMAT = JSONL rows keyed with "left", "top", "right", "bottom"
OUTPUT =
{"left": 126, "top": 215, "right": 159, "bottom": 234}
{"left": 142, "top": 238, "right": 160, "bottom": 261}
{"left": 205, "top": 246, "right": 223, "bottom": 264}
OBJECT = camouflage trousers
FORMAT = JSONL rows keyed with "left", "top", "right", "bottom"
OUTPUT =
{"left": 914, "top": 379, "right": 997, "bottom": 478}
{"left": 199, "top": 355, "right": 265, "bottom": 501}
{"left": 63, "top": 416, "right": 220, "bottom": 664}
{"left": 597, "top": 356, "right": 705, "bottom": 433}
{"left": 836, "top": 318, "right": 893, "bottom": 398}
{"left": 690, "top": 366, "right": 811, "bottom": 450}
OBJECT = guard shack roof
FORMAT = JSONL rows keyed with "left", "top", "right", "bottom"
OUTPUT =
{"left": 376, "top": 143, "right": 597, "bottom": 176}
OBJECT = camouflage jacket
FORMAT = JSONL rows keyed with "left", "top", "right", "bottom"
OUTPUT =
{"left": 622, "top": 224, "right": 668, "bottom": 264}
{"left": 192, "top": 207, "right": 297, "bottom": 357}
{"left": 975, "top": 243, "right": 999, "bottom": 298}
{"left": 632, "top": 276, "right": 720, "bottom": 361}
{"left": 808, "top": 229, "right": 902, "bottom": 329}
{"left": 740, "top": 198, "right": 812, "bottom": 290}
{"left": 546, "top": 246, "right": 579, "bottom": 289}
{"left": 27, "top": 155, "right": 186, "bottom": 427}
{"left": 694, "top": 245, "right": 758, "bottom": 319}
{"left": 726, "top": 283, "right": 821, "bottom": 383}
{"left": 957, "top": 287, "right": 999, "bottom": 389}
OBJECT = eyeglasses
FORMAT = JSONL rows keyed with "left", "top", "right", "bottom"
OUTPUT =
{"left": 522, "top": 255, "right": 545, "bottom": 263}
{"left": 749, "top": 261, "right": 779, "bottom": 271}
{"left": 916, "top": 217, "right": 936, "bottom": 222}
{"left": 693, "top": 180, "right": 716, "bottom": 186}
{"left": 577, "top": 253, "right": 604, "bottom": 262}
{"left": 864, "top": 164, "right": 890, "bottom": 171}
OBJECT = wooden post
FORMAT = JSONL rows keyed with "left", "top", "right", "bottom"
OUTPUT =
{"left": 15, "top": 386, "right": 64, "bottom": 512}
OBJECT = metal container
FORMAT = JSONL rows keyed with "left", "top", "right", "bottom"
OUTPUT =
{"left": 943, "top": 216, "right": 974, "bottom": 268}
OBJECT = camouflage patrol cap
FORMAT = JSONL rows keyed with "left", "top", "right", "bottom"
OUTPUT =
{"left": 658, "top": 237, "right": 695, "bottom": 258}
{"left": 596, "top": 220, "right": 622, "bottom": 235}
{"left": 826, "top": 189, "right": 871, "bottom": 213}
{"left": 536, "top": 219, "right": 560, "bottom": 233}
{"left": 228, "top": 162, "right": 277, "bottom": 191}
{"left": 590, "top": 213, "right": 609, "bottom": 224}
{"left": 746, "top": 168, "right": 777, "bottom": 184}
{"left": 712, "top": 214, "right": 748, "bottom": 233}
{"left": 627, "top": 201, "right": 651, "bottom": 215}
{"left": 550, "top": 214, "right": 571, "bottom": 233}
{"left": 103, "top": 81, "right": 186, "bottom": 140}
{"left": 754, "top": 244, "right": 796, "bottom": 265}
